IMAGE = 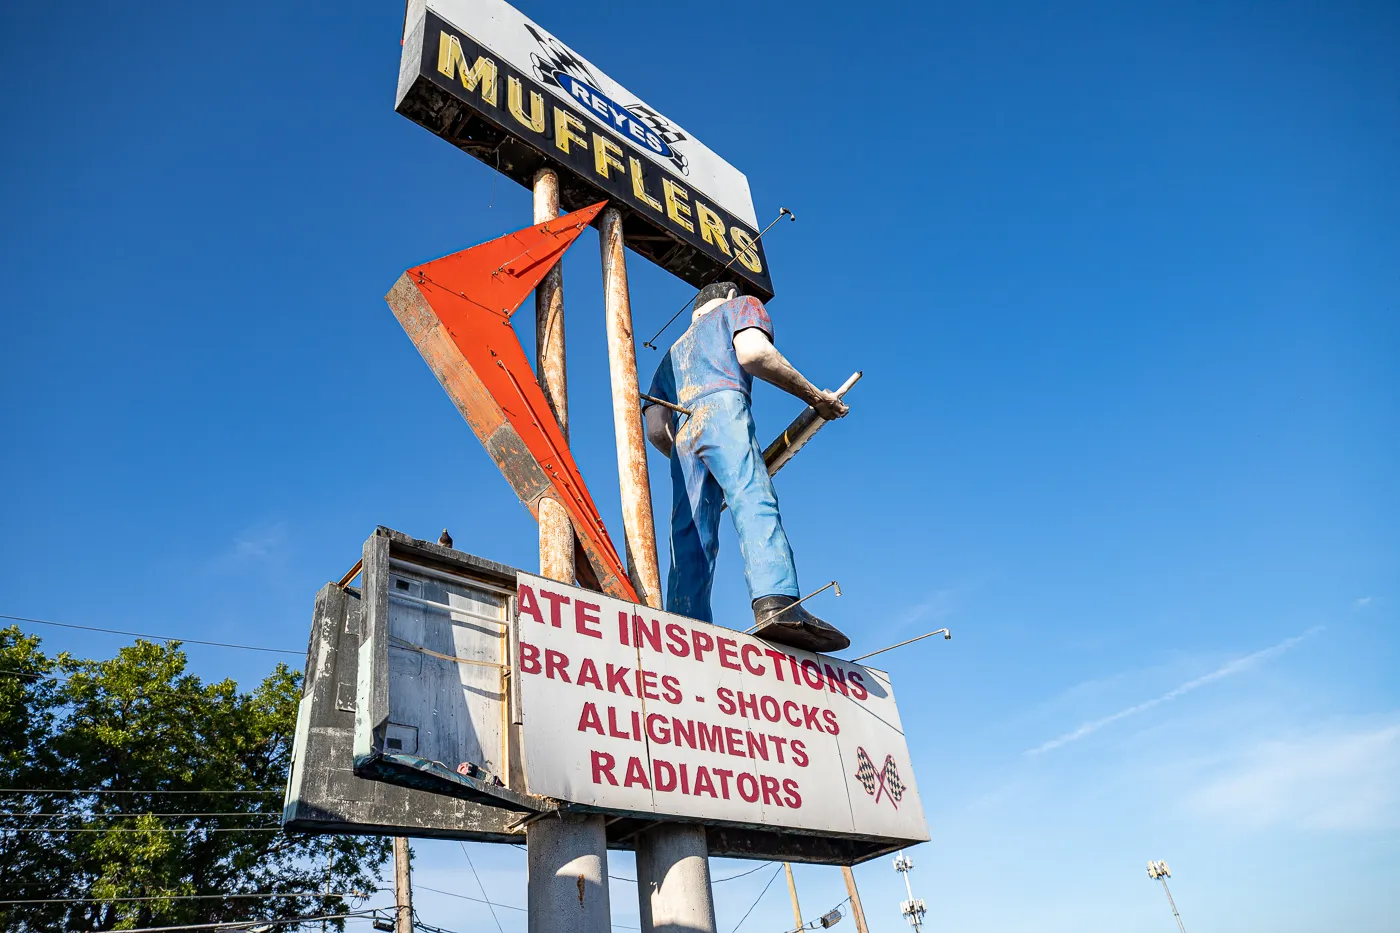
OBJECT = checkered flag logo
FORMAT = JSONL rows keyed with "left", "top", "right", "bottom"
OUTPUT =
{"left": 882, "top": 755, "right": 906, "bottom": 805}
{"left": 854, "top": 747, "right": 904, "bottom": 809}
{"left": 855, "top": 747, "right": 879, "bottom": 795}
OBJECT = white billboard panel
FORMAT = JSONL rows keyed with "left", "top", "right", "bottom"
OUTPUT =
{"left": 516, "top": 574, "right": 929, "bottom": 844}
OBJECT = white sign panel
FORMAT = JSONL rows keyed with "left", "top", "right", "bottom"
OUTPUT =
{"left": 416, "top": 0, "right": 758, "bottom": 228}
{"left": 515, "top": 574, "right": 929, "bottom": 842}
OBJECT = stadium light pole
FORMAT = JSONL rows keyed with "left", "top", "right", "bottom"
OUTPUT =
{"left": 1146, "top": 860, "right": 1186, "bottom": 933}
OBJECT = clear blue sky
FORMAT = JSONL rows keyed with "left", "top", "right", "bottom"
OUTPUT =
{"left": 2, "top": 1, "right": 1396, "bottom": 931}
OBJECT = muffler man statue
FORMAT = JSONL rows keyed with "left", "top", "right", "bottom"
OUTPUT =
{"left": 643, "top": 283, "right": 850, "bottom": 653}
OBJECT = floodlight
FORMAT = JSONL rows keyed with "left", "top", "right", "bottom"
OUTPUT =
{"left": 820, "top": 906, "right": 844, "bottom": 927}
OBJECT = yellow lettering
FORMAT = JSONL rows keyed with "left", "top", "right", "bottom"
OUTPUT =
{"left": 662, "top": 178, "right": 694, "bottom": 233}
{"left": 507, "top": 77, "right": 545, "bottom": 133}
{"left": 436, "top": 33, "right": 498, "bottom": 105}
{"left": 593, "top": 134, "right": 625, "bottom": 180}
{"left": 695, "top": 202, "right": 731, "bottom": 256}
{"left": 730, "top": 226, "right": 763, "bottom": 274}
{"left": 554, "top": 107, "right": 589, "bottom": 155}
{"left": 629, "top": 157, "right": 663, "bottom": 212}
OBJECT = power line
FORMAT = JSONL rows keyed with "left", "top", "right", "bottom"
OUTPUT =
{"left": 793, "top": 896, "right": 852, "bottom": 931}
{"left": 4, "top": 806, "right": 281, "bottom": 812}
{"left": 412, "top": 910, "right": 468, "bottom": 933}
{"left": 413, "top": 884, "right": 525, "bottom": 913}
{"left": 0, "top": 787, "right": 281, "bottom": 795}
{"left": 0, "top": 891, "right": 365, "bottom": 905}
{"left": 62, "top": 909, "right": 378, "bottom": 933}
{"left": 715, "top": 863, "right": 773, "bottom": 883}
{"left": 0, "top": 668, "right": 53, "bottom": 679}
{"left": 0, "top": 823, "right": 284, "bottom": 829}
{"left": 0, "top": 613, "right": 303, "bottom": 656}
{"left": 728, "top": 863, "right": 785, "bottom": 933}
{"left": 459, "top": 842, "right": 504, "bottom": 933}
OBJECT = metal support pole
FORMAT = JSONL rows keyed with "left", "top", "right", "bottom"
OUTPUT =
{"left": 602, "top": 208, "right": 715, "bottom": 933}
{"left": 525, "top": 173, "right": 611, "bottom": 933}
{"left": 1160, "top": 879, "right": 1187, "bottom": 933}
{"left": 841, "top": 866, "right": 870, "bottom": 933}
{"left": 636, "top": 824, "right": 716, "bottom": 933}
{"left": 533, "top": 168, "right": 574, "bottom": 584}
{"left": 599, "top": 207, "right": 662, "bottom": 608}
{"left": 393, "top": 837, "right": 413, "bottom": 933}
{"left": 783, "top": 863, "right": 803, "bottom": 932}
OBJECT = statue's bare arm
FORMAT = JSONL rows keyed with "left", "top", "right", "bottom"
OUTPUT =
{"left": 733, "top": 329, "right": 849, "bottom": 421}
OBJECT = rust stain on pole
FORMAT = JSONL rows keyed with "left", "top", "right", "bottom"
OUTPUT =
{"left": 534, "top": 168, "right": 574, "bottom": 586}
{"left": 600, "top": 208, "right": 662, "bottom": 609}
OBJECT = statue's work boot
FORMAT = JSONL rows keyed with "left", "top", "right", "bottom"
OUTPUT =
{"left": 751, "top": 596, "right": 851, "bottom": 654}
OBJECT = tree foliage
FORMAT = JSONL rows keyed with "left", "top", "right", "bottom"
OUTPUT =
{"left": 0, "top": 626, "right": 390, "bottom": 931}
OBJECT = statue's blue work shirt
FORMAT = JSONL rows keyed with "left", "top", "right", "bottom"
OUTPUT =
{"left": 646, "top": 296, "right": 772, "bottom": 409}
{"left": 644, "top": 296, "right": 800, "bottom": 623}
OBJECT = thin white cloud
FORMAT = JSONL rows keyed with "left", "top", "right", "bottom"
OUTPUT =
{"left": 1189, "top": 720, "right": 1400, "bottom": 831}
{"left": 895, "top": 590, "right": 956, "bottom": 628}
{"left": 1025, "top": 627, "right": 1322, "bottom": 756}
{"left": 1353, "top": 596, "right": 1373, "bottom": 609}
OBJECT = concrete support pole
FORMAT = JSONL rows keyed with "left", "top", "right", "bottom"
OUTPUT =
{"left": 526, "top": 815, "right": 612, "bottom": 933}
{"left": 525, "top": 172, "right": 612, "bottom": 933}
{"left": 393, "top": 837, "right": 413, "bottom": 933}
{"left": 533, "top": 168, "right": 574, "bottom": 584}
{"left": 598, "top": 207, "right": 662, "bottom": 608}
{"left": 784, "top": 863, "right": 803, "bottom": 931}
{"left": 636, "top": 824, "right": 716, "bottom": 933}
{"left": 841, "top": 866, "right": 870, "bottom": 933}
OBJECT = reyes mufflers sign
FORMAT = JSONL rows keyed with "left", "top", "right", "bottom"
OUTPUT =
{"left": 396, "top": 0, "right": 774, "bottom": 299}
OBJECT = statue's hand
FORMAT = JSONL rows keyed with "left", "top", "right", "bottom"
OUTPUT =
{"left": 812, "top": 390, "right": 849, "bottom": 421}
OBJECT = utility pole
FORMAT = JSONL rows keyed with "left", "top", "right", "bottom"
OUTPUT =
{"left": 893, "top": 851, "right": 926, "bottom": 932}
{"left": 393, "top": 836, "right": 413, "bottom": 933}
{"left": 599, "top": 206, "right": 716, "bottom": 933}
{"left": 525, "top": 168, "right": 612, "bottom": 933}
{"left": 1147, "top": 860, "right": 1187, "bottom": 933}
{"left": 841, "top": 866, "right": 870, "bottom": 933}
{"left": 784, "top": 863, "right": 803, "bottom": 932}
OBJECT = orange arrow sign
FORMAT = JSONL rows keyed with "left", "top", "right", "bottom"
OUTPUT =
{"left": 386, "top": 201, "right": 638, "bottom": 603}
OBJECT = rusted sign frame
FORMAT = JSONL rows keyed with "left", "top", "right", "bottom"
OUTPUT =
{"left": 353, "top": 528, "right": 548, "bottom": 813}
{"left": 283, "top": 578, "right": 525, "bottom": 841}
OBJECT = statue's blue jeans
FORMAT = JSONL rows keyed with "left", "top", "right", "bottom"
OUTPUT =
{"left": 665, "top": 389, "right": 800, "bottom": 623}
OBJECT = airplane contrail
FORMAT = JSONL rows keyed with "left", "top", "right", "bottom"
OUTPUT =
{"left": 1025, "top": 627, "right": 1322, "bottom": 756}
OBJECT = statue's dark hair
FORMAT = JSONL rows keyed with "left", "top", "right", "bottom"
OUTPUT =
{"left": 693, "top": 282, "right": 739, "bottom": 312}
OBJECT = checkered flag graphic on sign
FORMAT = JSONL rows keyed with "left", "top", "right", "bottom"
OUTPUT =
{"left": 882, "top": 755, "right": 906, "bottom": 805}
{"left": 855, "top": 747, "right": 879, "bottom": 795}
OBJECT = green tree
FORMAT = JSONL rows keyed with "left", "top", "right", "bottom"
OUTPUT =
{"left": 0, "top": 627, "right": 390, "bottom": 932}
